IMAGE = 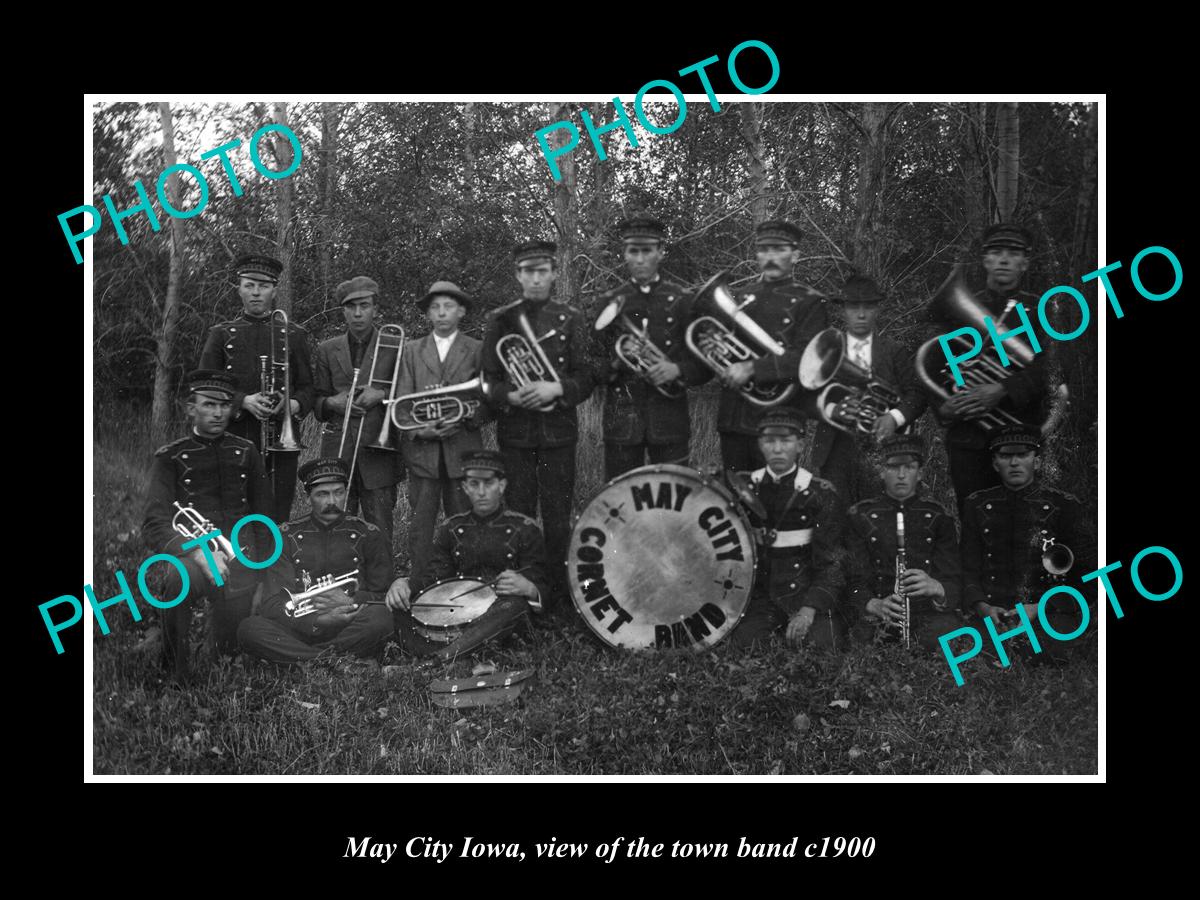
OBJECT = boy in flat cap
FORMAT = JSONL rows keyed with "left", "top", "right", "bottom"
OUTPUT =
{"left": 480, "top": 241, "right": 597, "bottom": 608}
{"left": 395, "top": 280, "right": 492, "bottom": 578}
{"left": 312, "top": 276, "right": 406, "bottom": 551}
{"left": 727, "top": 407, "right": 847, "bottom": 651}
{"left": 959, "top": 425, "right": 1094, "bottom": 661}
{"left": 593, "top": 215, "right": 707, "bottom": 479}
{"left": 236, "top": 457, "right": 396, "bottom": 664}
{"left": 141, "top": 369, "right": 274, "bottom": 681}
{"left": 385, "top": 450, "right": 550, "bottom": 660}
{"left": 846, "top": 434, "right": 961, "bottom": 650}
{"left": 198, "top": 253, "right": 315, "bottom": 524}
{"left": 929, "top": 224, "right": 1052, "bottom": 517}
{"left": 716, "top": 220, "right": 835, "bottom": 477}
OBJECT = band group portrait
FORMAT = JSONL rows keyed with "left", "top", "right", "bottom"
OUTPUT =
{"left": 90, "top": 99, "right": 1100, "bottom": 776}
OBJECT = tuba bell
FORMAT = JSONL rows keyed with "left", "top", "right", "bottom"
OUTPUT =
{"left": 684, "top": 272, "right": 795, "bottom": 408}
{"left": 798, "top": 328, "right": 900, "bottom": 435}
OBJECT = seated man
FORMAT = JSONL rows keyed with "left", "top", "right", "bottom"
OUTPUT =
{"left": 727, "top": 407, "right": 846, "bottom": 651}
{"left": 847, "top": 434, "right": 962, "bottom": 650}
{"left": 961, "top": 425, "right": 1094, "bottom": 661}
{"left": 237, "top": 457, "right": 395, "bottom": 663}
{"left": 386, "top": 450, "right": 549, "bottom": 660}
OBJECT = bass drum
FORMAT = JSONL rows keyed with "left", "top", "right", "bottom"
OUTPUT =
{"left": 567, "top": 464, "right": 755, "bottom": 652}
{"left": 410, "top": 577, "right": 498, "bottom": 644}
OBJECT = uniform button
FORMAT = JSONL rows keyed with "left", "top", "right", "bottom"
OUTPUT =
{"left": 925, "top": 537, "right": 932, "bottom": 543}
{"left": 559, "top": 314, "right": 566, "bottom": 321}
{"left": 789, "top": 583, "right": 796, "bottom": 589}
{"left": 457, "top": 528, "right": 464, "bottom": 534}
{"left": 792, "top": 562, "right": 800, "bottom": 569}
{"left": 987, "top": 552, "right": 992, "bottom": 557}
{"left": 226, "top": 343, "right": 234, "bottom": 350}
{"left": 789, "top": 298, "right": 796, "bottom": 305}
{"left": 870, "top": 537, "right": 876, "bottom": 542}
{"left": 664, "top": 340, "right": 672, "bottom": 347}
{"left": 234, "top": 449, "right": 241, "bottom": 455}
{"left": 181, "top": 454, "right": 188, "bottom": 459}
{"left": 983, "top": 528, "right": 989, "bottom": 534}
{"left": 557, "top": 357, "right": 564, "bottom": 363}
{"left": 667, "top": 316, "right": 674, "bottom": 323}
{"left": 184, "top": 478, "right": 191, "bottom": 484}
{"left": 667, "top": 296, "right": 675, "bottom": 302}
{"left": 230, "top": 327, "right": 237, "bottom": 333}
{"left": 350, "top": 533, "right": 357, "bottom": 540}
{"left": 507, "top": 553, "right": 514, "bottom": 559}
{"left": 506, "top": 529, "right": 512, "bottom": 535}
{"left": 294, "top": 558, "right": 301, "bottom": 564}
{"left": 985, "top": 503, "right": 992, "bottom": 510}
{"left": 240, "top": 473, "right": 246, "bottom": 479}
{"left": 783, "top": 318, "right": 791, "bottom": 325}
{"left": 226, "top": 365, "right": 233, "bottom": 370}
{"left": 297, "top": 534, "right": 303, "bottom": 540}
{"left": 925, "top": 513, "right": 932, "bottom": 518}
{"left": 870, "top": 513, "right": 877, "bottom": 519}
{"left": 352, "top": 556, "right": 358, "bottom": 562}
{"left": 1043, "top": 505, "right": 1051, "bottom": 511}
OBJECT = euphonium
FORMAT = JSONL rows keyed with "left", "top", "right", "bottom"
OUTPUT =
{"left": 895, "top": 511, "right": 911, "bottom": 649}
{"left": 495, "top": 300, "right": 561, "bottom": 413}
{"left": 684, "top": 272, "right": 794, "bottom": 408}
{"left": 283, "top": 569, "right": 360, "bottom": 618}
{"left": 389, "top": 376, "right": 492, "bottom": 431}
{"left": 171, "top": 502, "right": 237, "bottom": 560}
{"left": 798, "top": 328, "right": 900, "bottom": 435}
{"left": 594, "top": 294, "right": 685, "bottom": 399}
{"left": 264, "top": 309, "right": 304, "bottom": 459}
{"left": 914, "top": 266, "right": 1032, "bottom": 434}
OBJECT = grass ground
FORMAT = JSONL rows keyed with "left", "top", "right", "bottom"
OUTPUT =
{"left": 91, "top": 396, "right": 1098, "bottom": 775}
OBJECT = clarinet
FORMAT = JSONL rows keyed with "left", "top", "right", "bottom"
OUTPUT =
{"left": 895, "top": 511, "right": 910, "bottom": 649}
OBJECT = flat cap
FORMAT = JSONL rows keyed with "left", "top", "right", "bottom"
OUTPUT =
{"left": 299, "top": 456, "right": 350, "bottom": 489}
{"left": 233, "top": 253, "right": 283, "bottom": 282}
{"left": 335, "top": 276, "right": 380, "bottom": 305}
{"left": 754, "top": 220, "right": 805, "bottom": 246}
{"left": 981, "top": 223, "right": 1034, "bottom": 253}
{"left": 460, "top": 449, "right": 506, "bottom": 476}
{"left": 185, "top": 369, "right": 237, "bottom": 401}
{"left": 513, "top": 240, "right": 557, "bottom": 265}
{"left": 989, "top": 424, "right": 1041, "bottom": 452}
{"left": 756, "top": 406, "right": 806, "bottom": 436}
{"left": 418, "top": 280, "right": 472, "bottom": 311}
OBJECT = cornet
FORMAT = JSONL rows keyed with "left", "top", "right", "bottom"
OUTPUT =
{"left": 594, "top": 294, "right": 685, "bottom": 399}
{"left": 495, "top": 300, "right": 561, "bottom": 413}
{"left": 798, "top": 328, "right": 900, "bottom": 435}
{"left": 684, "top": 272, "right": 794, "bottom": 407}
{"left": 389, "top": 376, "right": 491, "bottom": 431}
{"left": 283, "top": 569, "right": 360, "bottom": 618}
{"left": 171, "top": 502, "right": 237, "bottom": 560}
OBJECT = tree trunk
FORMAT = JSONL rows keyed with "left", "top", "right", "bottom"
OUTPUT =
{"left": 852, "top": 102, "right": 890, "bottom": 276}
{"left": 272, "top": 102, "right": 295, "bottom": 314}
{"left": 1069, "top": 102, "right": 1098, "bottom": 429}
{"left": 317, "top": 102, "right": 338, "bottom": 301}
{"left": 739, "top": 102, "right": 768, "bottom": 224}
{"left": 463, "top": 102, "right": 477, "bottom": 196}
{"left": 550, "top": 101, "right": 579, "bottom": 301}
{"left": 995, "top": 101, "right": 1020, "bottom": 222}
{"left": 961, "top": 103, "right": 987, "bottom": 238}
{"left": 151, "top": 101, "right": 185, "bottom": 444}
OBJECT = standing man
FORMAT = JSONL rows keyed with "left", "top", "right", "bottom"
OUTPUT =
{"left": 727, "top": 408, "right": 846, "bottom": 651}
{"left": 142, "top": 370, "right": 274, "bottom": 681}
{"left": 817, "top": 275, "right": 928, "bottom": 504}
{"left": 313, "top": 276, "right": 406, "bottom": 551}
{"left": 198, "top": 253, "right": 314, "bottom": 524}
{"left": 481, "top": 241, "right": 596, "bottom": 608}
{"left": 961, "top": 425, "right": 1094, "bottom": 660}
{"left": 932, "top": 224, "right": 1049, "bottom": 516}
{"left": 385, "top": 450, "right": 550, "bottom": 659}
{"left": 846, "top": 434, "right": 961, "bottom": 650}
{"left": 396, "top": 280, "right": 491, "bottom": 578}
{"left": 237, "top": 457, "right": 396, "bottom": 664}
{"left": 716, "top": 220, "right": 835, "bottom": 477}
{"left": 594, "top": 215, "right": 707, "bottom": 479}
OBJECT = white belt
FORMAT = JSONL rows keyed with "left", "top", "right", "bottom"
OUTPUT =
{"left": 766, "top": 528, "right": 813, "bottom": 548}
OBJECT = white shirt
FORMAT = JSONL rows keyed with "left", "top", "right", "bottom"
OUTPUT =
{"left": 434, "top": 330, "right": 458, "bottom": 363}
{"left": 765, "top": 464, "right": 798, "bottom": 484}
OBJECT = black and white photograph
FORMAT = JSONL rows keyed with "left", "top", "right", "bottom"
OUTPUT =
{"left": 81, "top": 92, "right": 1107, "bottom": 778}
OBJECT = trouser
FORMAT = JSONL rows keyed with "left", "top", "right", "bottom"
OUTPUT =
{"left": 604, "top": 439, "right": 690, "bottom": 481}
{"left": 394, "top": 596, "right": 532, "bottom": 661}
{"left": 948, "top": 444, "right": 1002, "bottom": 518}
{"left": 236, "top": 604, "right": 395, "bottom": 663}
{"left": 726, "top": 594, "right": 848, "bottom": 652}
{"left": 158, "top": 555, "right": 257, "bottom": 680}
{"left": 263, "top": 449, "right": 300, "bottom": 523}
{"left": 970, "top": 597, "right": 1093, "bottom": 665}
{"left": 851, "top": 608, "right": 965, "bottom": 652}
{"left": 407, "top": 457, "right": 470, "bottom": 579}
{"left": 719, "top": 432, "right": 765, "bottom": 476}
{"left": 499, "top": 444, "right": 575, "bottom": 610}
{"left": 348, "top": 475, "right": 399, "bottom": 552}
{"left": 816, "top": 429, "right": 873, "bottom": 507}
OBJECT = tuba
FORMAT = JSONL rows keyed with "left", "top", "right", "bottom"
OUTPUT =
{"left": 798, "top": 328, "right": 900, "bottom": 435}
{"left": 494, "top": 300, "right": 561, "bottom": 413}
{"left": 594, "top": 294, "right": 686, "bottom": 399}
{"left": 914, "top": 266, "right": 1033, "bottom": 434}
{"left": 389, "top": 376, "right": 492, "bottom": 431}
{"left": 260, "top": 310, "right": 305, "bottom": 468}
{"left": 684, "top": 272, "right": 794, "bottom": 407}
{"left": 283, "top": 569, "right": 360, "bottom": 618}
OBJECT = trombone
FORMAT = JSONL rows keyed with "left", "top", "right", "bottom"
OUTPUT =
{"left": 338, "top": 326, "right": 406, "bottom": 488}
{"left": 388, "top": 376, "right": 492, "bottom": 431}
{"left": 365, "top": 324, "right": 406, "bottom": 452}
{"left": 495, "top": 301, "right": 561, "bottom": 412}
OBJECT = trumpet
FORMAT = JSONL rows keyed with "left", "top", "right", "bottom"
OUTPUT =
{"left": 915, "top": 266, "right": 1033, "bottom": 434}
{"left": 171, "top": 502, "right": 237, "bottom": 560}
{"left": 365, "top": 324, "right": 406, "bottom": 452}
{"left": 595, "top": 295, "right": 686, "bottom": 399}
{"left": 389, "top": 376, "right": 491, "bottom": 431}
{"left": 895, "top": 511, "right": 911, "bottom": 649}
{"left": 260, "top": 310, "right": 304, "bottom": 470}
{"left": 283, "top": 569, "right": 360, "bottom": 618}
{"left": 495, "top": 301, "right": 561, "bottom": 413}
{"left": 684, "top": 272, "right": 794, "bottom": 408}
{"left": 1040, "top": 531, "right": 1074, "bottom": 578}
{"left": 798, "top": 328, "right": 900, "bottom": 435}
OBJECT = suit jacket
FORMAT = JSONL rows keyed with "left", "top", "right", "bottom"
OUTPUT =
{"left": 197, "top": 311, "right": 315, "bottom": 449}
{"left": 396, "top": 331, "right": 491, "bottom": 479}
{"left": 862, "top": 332, "right": 928, "bottom": 427}
{"left": 481, "top": 297, "right": 597, "bottom": 448}
{"left": 313, "top": 328, "right": 405, "bottom": 490}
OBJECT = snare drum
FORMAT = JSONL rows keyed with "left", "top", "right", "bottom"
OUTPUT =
{"left": 410, "top": 577, "right": 499, "bottom": 644}
{"left": 567, "top": 464, "right": 756, "bottom": 651}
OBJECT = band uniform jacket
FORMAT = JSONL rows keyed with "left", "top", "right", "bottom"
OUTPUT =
{"left": 845, "top": 490, "right": 962, "bottom": 616}
{"left": 197, "top": 312, "right": 315, "bottom": 448}
{"left": 961, "top": 480, "right": 1092, "bottom": 610}
{"left": 396, "top": 331, "right": 492, "bottom": 480}
{"left": 313, "top": 328, "right": 405, "bottom": 490}
{"left": 481, "top": 298, "right": 597, "bottom": 448}
{"left": 934, "top": 287, "right": 1050, "bottom": 451}
{"left": 595, "top": 277, "right": 707, "bottom": 446}
{"left": 141, "top": 431, "right": 273, "bottom": 590}
{"left": 409, "top": 504, "right": 551, "bottom": 608}
{"left": 718, "top": 277, "right": 841, "bottom": 469}
{"left": 745, "top": 466, "right": 844, "bottom": 614}
{"left": 258, "top": 512, "right": 394, "bottom": 642}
